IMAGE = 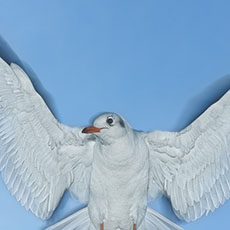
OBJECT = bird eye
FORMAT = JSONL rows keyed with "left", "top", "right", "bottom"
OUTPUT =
{"left": 106, "top": 117, "right": 114, "bottom": 126}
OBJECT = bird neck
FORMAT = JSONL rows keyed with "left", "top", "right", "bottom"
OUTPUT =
{"left": 96, "top": 131, "right": 138, "bottom": 167}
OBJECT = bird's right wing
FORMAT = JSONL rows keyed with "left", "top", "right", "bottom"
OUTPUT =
{"left": 0, "top": 58, "right": 94, "bottom": 220}
{"left": 145, "top": 90, "right": 230, "bottom": 222}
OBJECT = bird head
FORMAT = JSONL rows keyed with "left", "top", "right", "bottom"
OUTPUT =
{"left": 82, "top": 113, "right": 129, "bottom": 143}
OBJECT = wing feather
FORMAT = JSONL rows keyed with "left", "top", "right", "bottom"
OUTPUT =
{"left": 0, "top": 58, "right": 94, "bottom": 220}
{"left": 145, "top": 90, "right": 230, "bottom": 221}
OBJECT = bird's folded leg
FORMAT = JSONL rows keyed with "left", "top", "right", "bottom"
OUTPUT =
{"left": 133, "top": 224, "right": 136, "bottom": 230}
{"left": 100, "top": 222, "right": 104, "bottom": 230}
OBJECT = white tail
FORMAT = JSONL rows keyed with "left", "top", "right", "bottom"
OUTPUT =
{"left": 145, "top": 208, "right": 183, "bottom": 230}
{"left": 45, "top": 207, "right": 90, "bottom": 230}
{"left": 45, "top": 207, "right": 183, "bottom": 230}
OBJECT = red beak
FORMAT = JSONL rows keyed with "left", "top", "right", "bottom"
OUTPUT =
{"left": 82, "top": 126, "right": 104, "bottom": 134}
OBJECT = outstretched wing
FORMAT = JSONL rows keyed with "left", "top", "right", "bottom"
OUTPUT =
{"left": 0, "top": 58, "right": 94, "bottom": 220}
{"left": 145, "top": 90, "right": 230, "bottom": 222}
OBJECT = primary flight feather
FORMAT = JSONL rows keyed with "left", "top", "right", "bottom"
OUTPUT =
{"left": 0, "top": 58, "right": 229, "bottom": 230}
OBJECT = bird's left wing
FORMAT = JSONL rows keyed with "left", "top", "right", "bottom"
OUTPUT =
{"left": 0, "top": 58, "right": 94, "bottom": 220}
{"left": 144, "top": 90, "right": 230, "bottom": 222}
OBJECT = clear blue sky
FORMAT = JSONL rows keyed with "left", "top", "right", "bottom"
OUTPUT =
{"left": 0, "top": 0, "right": 230, "bottom": 229}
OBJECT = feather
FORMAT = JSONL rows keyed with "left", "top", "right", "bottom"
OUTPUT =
{"left": 146, "top": 90, "right": 230, "bottom": 221}
{"left": 0, "top": 58, "right": 94, "bottom": 219}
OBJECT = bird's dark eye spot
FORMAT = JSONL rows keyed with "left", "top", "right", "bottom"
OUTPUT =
{"left": 106, "top": 118, "right": 114, "bottom": 126}
{"left": 119, "top": 118, "right": 125, "bottom": 128}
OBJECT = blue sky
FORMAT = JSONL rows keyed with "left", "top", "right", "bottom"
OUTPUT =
{"left": 0, "top": 0, "right": 230, "bottom": 229}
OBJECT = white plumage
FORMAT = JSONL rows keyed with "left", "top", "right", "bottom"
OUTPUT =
{"left": 0, "top": 57, "right": 229, "bottom": 230}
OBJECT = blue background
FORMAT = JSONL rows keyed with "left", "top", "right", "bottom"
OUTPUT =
{"left": 0, "top": 0, "right": 230, "bottom": 229}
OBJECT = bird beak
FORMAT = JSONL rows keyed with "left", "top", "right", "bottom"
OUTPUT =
{"left": 82, "top": 126, "right": 104, "bottom": 134}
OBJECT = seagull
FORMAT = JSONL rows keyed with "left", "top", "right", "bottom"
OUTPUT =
{"left": 0, "top": 57, "right": 229, "bottom": 230}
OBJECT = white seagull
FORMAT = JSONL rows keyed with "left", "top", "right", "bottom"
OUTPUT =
{"left": 0, "top": 57, "right": 229, "bottom": 230}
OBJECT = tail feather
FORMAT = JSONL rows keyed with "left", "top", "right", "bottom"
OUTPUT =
{"left": 45, "top": 207, "right": 183, "bottom": 230}
{"left": 145, "top": 208, "right": 183, "bottom": 230}
{"left": 45, "top": 207, "right": 90, "bottom": 230}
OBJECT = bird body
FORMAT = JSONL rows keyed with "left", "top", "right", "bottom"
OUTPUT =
{"left": 0, "top": 57, "right": 229, "bottom": 230}
{"left": 89, "top": 129, "right": 149, "bottom": 229}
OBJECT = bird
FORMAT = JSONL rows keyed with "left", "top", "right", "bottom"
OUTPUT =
{"left": 0, "top": 57, "right": 229, "bottom": 230}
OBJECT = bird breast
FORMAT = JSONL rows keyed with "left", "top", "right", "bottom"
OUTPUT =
{"left": 88, "top": 134, "right": 149, "bottom": 229}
